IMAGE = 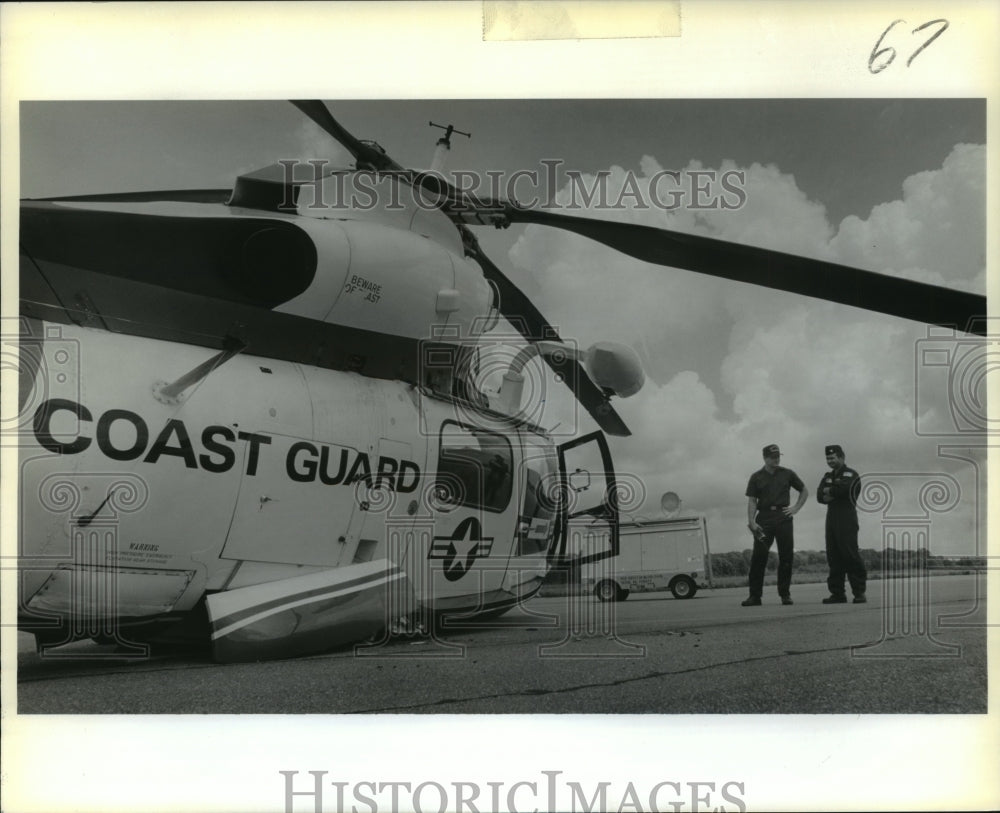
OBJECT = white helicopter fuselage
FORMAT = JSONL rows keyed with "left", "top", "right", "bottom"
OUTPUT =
{"left": 18, "top": 322, "right": 561, "bottom": 660}
{"left": 17, "top": 169, "right": 595, "bottom": 661}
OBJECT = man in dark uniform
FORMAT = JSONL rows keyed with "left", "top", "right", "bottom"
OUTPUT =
{"left": 743, "top": 444, "right": 809, "bottom": 606}
{"left": 818, "top": 444, "right": 867, "bottom": 603}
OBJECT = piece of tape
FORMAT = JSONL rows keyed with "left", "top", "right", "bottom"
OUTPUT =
{"left": 483, "top": 1, "right": 681, "bottom": 41}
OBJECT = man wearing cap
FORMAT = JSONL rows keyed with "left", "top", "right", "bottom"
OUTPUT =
{"left": 742, "top": 444, "right": 809, "bottom": 606}
{"left": 818, "top": 444, "right": 867, "bottom": 604}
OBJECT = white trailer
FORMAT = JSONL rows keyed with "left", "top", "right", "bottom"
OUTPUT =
{"left": 579, "top": 516, "right": 712, "bottom": 602}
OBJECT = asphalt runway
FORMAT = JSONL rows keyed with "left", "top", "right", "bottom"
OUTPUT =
{"left": 16, "top": 574, "right": 987, "bottom": 714}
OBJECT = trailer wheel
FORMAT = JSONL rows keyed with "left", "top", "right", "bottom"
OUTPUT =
{"left": 670, "top": 576, "right": 698, "bottom": 599}
{"left": 595, "top": 580, "right": 621, "bottom": 602}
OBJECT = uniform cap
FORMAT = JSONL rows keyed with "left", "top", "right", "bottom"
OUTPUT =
{"left": 825, "top": 444, "right": 844, "bottom": 457}
{"left": 762, "top": 444, "right": 780, "bottom": 457}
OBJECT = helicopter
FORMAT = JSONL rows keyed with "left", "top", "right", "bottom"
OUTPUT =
{"left": 16, "top": 101, "right": 986, "bottom": 663}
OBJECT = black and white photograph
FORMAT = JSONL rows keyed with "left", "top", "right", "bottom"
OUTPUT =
{"left": 3, "top": 3, "right": 998, "bottom": 813}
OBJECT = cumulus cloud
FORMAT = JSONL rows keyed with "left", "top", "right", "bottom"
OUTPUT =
{"left": 830, "top": 144, "right": 985, "bottom": 289}
{"left": 505, "top": 143, "right": 986, "bottom": 553}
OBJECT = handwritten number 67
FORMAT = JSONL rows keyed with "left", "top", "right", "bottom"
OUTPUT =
{"left": 869, "top": 19, "right": 949, "bottom": 74}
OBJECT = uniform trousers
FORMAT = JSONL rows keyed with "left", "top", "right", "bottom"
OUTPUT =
{"left": 826, "top": 509, "right": 867, "bottom": 598}
{"left": 748, "top": 512, "right": 794, "bottom": 598}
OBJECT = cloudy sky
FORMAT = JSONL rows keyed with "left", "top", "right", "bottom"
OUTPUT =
{"left": 20, "top": 99, "right": 987, "bottom": 555}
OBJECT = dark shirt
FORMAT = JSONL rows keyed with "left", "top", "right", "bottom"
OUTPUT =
{"left": 746, "top": 466, "right": 805, "bottom": 509}
{"left": 817, "top": 464, "right": 861, "bottom": 511}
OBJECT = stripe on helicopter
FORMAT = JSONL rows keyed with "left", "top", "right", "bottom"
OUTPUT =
{"left": 208, "top": 560, "right": 403, "bottom": 641}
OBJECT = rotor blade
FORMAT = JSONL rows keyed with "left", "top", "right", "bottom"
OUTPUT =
{"left": 465, "top": 240, "right": 631, "bottom": 436}
{"left": 290, "top": 100, "right": 404, "bottom": 173}
{"left": 504, "top": 208, "right": 986, "bottom": 336}
{"left": 290, "top": 101, "right": 481, "bottom": 210}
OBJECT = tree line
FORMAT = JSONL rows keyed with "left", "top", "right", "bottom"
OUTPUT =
{"left": 709, "top": 547, "right": 986, "bottom": 577}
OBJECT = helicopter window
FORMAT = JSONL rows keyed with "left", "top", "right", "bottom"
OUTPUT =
{"left": 516, "top": 450, "right": 559, "bottom": 556}
{"left": 436, "top": 422, "right": 513, "bottom": 513}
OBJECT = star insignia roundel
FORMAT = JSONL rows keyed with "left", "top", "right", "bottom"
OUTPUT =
{"left": 429, "top": 516, "right": 495, "bottom": 581}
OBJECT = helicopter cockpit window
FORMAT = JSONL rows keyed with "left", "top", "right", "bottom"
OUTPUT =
{"left": 436, "top": 422, "right": 513, "bottom": 513}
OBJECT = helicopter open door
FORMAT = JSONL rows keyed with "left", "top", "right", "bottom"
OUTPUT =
{"left": 555, "top": 431, "right": 619, "bottom": 567}
{"left": 409, "top": 419, "right": 520, "bottom": 610}
{"left": 498, "top": 433, "right": 560, "bottom": 597}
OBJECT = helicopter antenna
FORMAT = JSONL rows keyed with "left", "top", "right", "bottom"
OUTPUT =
{"left": 429, "top": 121, "right": 471, "bottom": 146}
{"left": 152, "top": 335, "right": 247, "bottom": 405}
{"left": 429, "top": 121, "right": 471, "bottom": 173}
